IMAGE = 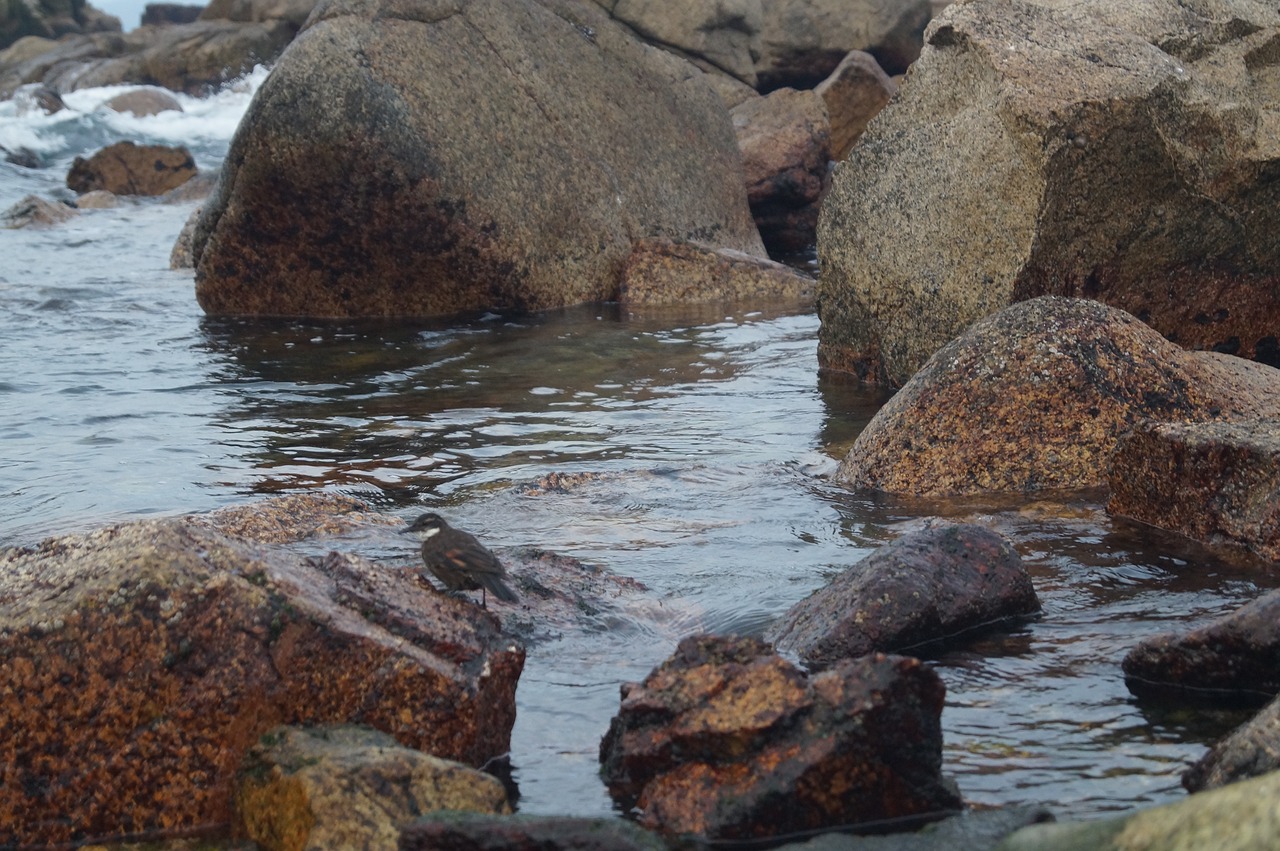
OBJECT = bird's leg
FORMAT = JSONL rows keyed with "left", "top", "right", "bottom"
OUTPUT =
{"left": 481, "top": 587, "right": 488, "bottom": 608}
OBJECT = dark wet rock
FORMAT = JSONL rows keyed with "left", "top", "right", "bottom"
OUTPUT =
{"left": 0, "top": 0, "right": 120, "bottom": 51}
{"left": 599, "top": 635, "right": 962, "bottom": 840}
{"left": 142, "top": 3, "right": 205, "bottom": 26}
{"left": 102, "top": 85, "right": 183, "bottom": 115}
{"left": 200, "top": 0, "right": 317, "bottom": 26}
{"left": 838, "top": 297, "right": 1280, "bottom": 497}
{"left": 1108, "top": 420, "right": 1280, "bottom": 563}
{"left": 588, "top": 0, "right": 762, "bottom": 87}
{"left": 236, "top": 725, "right": 511, "bottom": 850}
{"left": 3, "top": 145, "right": 41, "bottom": 167}
{"left": 818, "top": 0, "right": 1280, "bottom": 387}
{"left": 755, "top": 0, "right": 931, "bottom": 88}
{"left": 768, "top": 524, "right": 1039, "bottom": 671}
{"left": 193, "top": 0, "right": 764, "bottom": 319}
{"left": 776, "top": 806, "right": 1055, "bottom": 851}
{"left": 732, "top": 86, "right": 830, "bottom": 254}
{"left": 9, "top": 81, "right": 65, "bottom": 112}
{"left": 67, "top": 140, "right": 196, "bottom": 196}
{"left": 617, "top": 237, "right": 814, "bottom": 306}
{"left": 996, "top": 770, "right": 1280, "bottom": 851}
{"left": 0, "top": 494, "right": 523, "bottom": 845}
{"left": 1, "top": 193, "right": 76, "bottom": 227}
{"left": 815, "top": 50, "right": 897, "bottom": 161}
{"left": 171, "top": 204, "right": 203, "bottom": 269}
{"left": 1123, "top": 587, "right": 1280, "bottom": 704}
{"left": 1184, "top": 694, "right": 1280, "bottom": 792}
{"left": 401, "top": 812, "right": 670, "bottom": 851}
{"left": 0, "top": 19, "right": 295, "bottom": 98}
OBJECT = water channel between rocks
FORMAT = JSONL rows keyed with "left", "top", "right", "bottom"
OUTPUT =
{"left": 3, "top": 188, "right": 1278, "bottom": 829}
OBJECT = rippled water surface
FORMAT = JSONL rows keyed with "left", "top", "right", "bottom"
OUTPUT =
{"left": 2, "top": 76, "right": 1277, "bottom": 828}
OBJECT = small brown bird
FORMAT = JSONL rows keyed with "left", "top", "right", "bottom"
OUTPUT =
{"left": 404, "top": 512, "right": 518, "bottom": 606}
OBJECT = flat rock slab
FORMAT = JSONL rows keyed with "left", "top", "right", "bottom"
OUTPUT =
{"left": 1108, "top": 420, "right": 1280, "bottom": 563}
{"left": 768, "top": 523, "right": 1039, "bottom": 670}
{"left": 617, "top": 237, "right": 814, "bottom": 306}
{"left": 1122, "top": 587, "right": 1280, "bottom": 703}
{"left": 0, "top": 495, "right": 523, "bottom": 845}
{"left": 599, "top": 635, "right": 962, "bottom": 840}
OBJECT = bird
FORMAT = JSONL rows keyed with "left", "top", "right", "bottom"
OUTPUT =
{"left": 403, "top": 512, "right": 518, "bottom": 607}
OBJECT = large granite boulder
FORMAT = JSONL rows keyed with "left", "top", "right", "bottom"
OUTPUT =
{"left": 768, "top": 523, "right": 1039, "bottom": 670}
{"left": 838, "top": 297, "right": 1280, "bottom": 497}
{"left": 1184, "top": 695, "right": 1280, "bottom": 793}
{"left": 0, "top": 19, "right": 296, "bottom": 97}
{"left": 755, "top": 0, "right": 931, "bottom": 89}
{"left": 1108, "top": 420, "right": 1280, "bottom": 563}
{"left": 0, "top": 0, "right": 119, "bottom": 51}
{"left": 818, "top": 0, "right": 1280, "bottom": 387}
{"left": 590, "top": 0, "right": 762, "bottom": 87}
{"left": 1123, "top": 587, "right": 1280, "bottom": 703}
{"left": 814, "top": 49, "right": 897, "bottom": 161}
{"left": 237, "top": 725, "right": 511, "bottom": 850}
{"left": 0, "top": 495, "right": 524, "bottom": 846}
{"left": 192, "top": 0, "right": 765, "bottom": 318}
{"left": 599, "top": 635, "right": 962, "bottom": 840}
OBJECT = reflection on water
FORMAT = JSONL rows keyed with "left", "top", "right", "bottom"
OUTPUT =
{"left": 1, "top": 203, "right": 1278, "bottom": 821}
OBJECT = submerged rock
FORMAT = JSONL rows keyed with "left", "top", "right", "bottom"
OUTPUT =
{"left": 768, "top": 523, "right": 1039, "bottom": 670}
{"left": 818, "top": 0, "right": 1280, "bottom": 386}
{"left": 101, "top": 85, "right": 183, "bottom": 115}
{"left": 838, "top": 297, "right": 1280, "bottom": 497}
{"left": 401, "top": 813, "right": 669, "bottom": 851}
{"left": 1108, "top": 420, "right": 1280, "bottom": 564}
{"left": 599, "top": 635, "right": 962, "bottom": 840}
{"left": 193, "top": 0, "right": 764, "bottom": 318}
{"left": 1123, "top": 587, "right": 1280, "bottom": 703}
{"left": 66, "top": 140, "right": 196, "bottom": 196}
{"left": 1, "top": 193, "right": 76, "bottom": 227}
{"left": 1184, "top": 695, "right": 1280, "bottom": 793}
{"left": 237, "top": 725, "right": 511, "bottom": 850}
{"left": 0, "top": 495, "right": 523, "bottom": 845}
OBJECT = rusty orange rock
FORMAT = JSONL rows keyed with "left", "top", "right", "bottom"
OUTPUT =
{"left": 599, "top": 635, "right": 961, "bottom": 840}
{"left": 0, "top": 498, "right": 522, "bottom": 846}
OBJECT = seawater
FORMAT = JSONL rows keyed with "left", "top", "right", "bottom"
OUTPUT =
{"left": 1, "top": 70, "right": 1276, "bottom": 825}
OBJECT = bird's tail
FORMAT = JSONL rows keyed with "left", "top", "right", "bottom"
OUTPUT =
{"left": 484, "top": 575, "right": 519, "bottom": 604}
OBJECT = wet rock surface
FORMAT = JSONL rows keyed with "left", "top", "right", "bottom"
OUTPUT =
{"left": 599, "top": 635, "right": 962, "bottom": 840}
{"left": 1183, "top": 695, "right": 1280, "bottom": 793}
{"left": 1, "top": 192, "right": 76, "bottom": 227}
{"left": 193, "top": 0, "right": 764, "bottom": 318}
{"left": 1108, "top": 420, "right": 1280, "bottom": 563}
{"left": 617, "top": 236, "right": 814, "bottom": 306}
{"left": 1122, "top": 587, "right": 1280, "bottom": 703}
{"left": 0, "top": 494, "right": 523, "bottom": 845}
{"left": 236, "top": 724, "right": 511, "bottom": 851}
{"left": 400, "top": 812, "right": 670, "bottom": 851}
{"left": 818, "top": 0, "right": 1280, "bottom": 386}
{"left": 66, "top": 140, "right": 197, "bottom": 195}
{"left": 769, "top": 523, "right": 1039, "bottom": 670}
{"left": 838, "top": 297, "right": 1280, "bottom": 497}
